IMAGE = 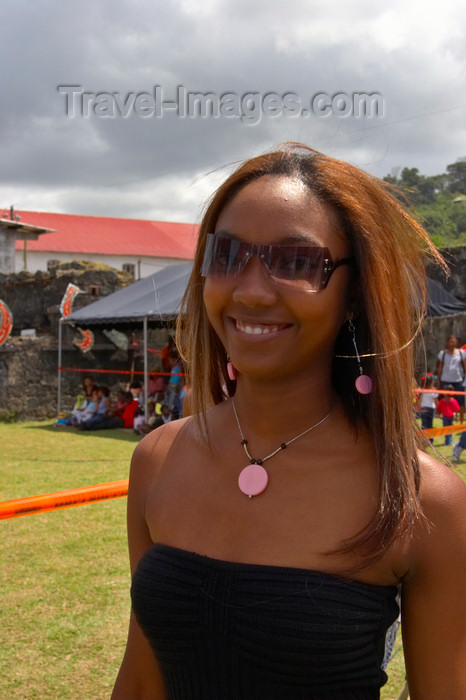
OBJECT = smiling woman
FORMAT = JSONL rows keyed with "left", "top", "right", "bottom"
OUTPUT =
{"left": 202, "top": 175, "right": 353, "bottom": 387}
{"left": 111, "top": 144, "right": 466, "bottom": 700}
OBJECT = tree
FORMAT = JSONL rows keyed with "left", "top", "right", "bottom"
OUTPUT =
{"left": 417, "top": 195, "right": 458, "bottom": 245}
{"left": 446, "top": 160, "right": 466, "bottom": 195}
{"left": 383, "top": 159, "right": 466, "bottom": 246}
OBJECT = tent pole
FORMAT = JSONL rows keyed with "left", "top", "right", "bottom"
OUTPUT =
{"left": 57, "top": 318, "right": 63, "bottom": 419}
{"left": 143, "top": 316, "right": 148, "bottom": 422}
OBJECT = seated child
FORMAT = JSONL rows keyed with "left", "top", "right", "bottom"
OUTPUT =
{"left": 133, "top": 406, "right": 146, "bottom": 434}
{"left": 80, "top": 392, "right": 138, "bottom": 430}
{"left": 71, "top": 388, "right": 99, "bottom": 425}
{"left": 109, "top": 390, "right": 127, "bottom": 418}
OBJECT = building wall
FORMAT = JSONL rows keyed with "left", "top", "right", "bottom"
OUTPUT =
{"left": 0, "top": 232, "right": 17, "bottom": 274}
{"left": 14, "top": 250, "right": 191, "bottom": 278}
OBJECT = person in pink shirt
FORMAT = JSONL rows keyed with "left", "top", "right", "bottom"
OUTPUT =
{"left": 437, "top": 385, "right": 460, "bottom": 446}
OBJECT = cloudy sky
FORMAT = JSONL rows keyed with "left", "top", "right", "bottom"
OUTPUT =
{"left": 1, "top": 0, "right": 465, "bottom": 223}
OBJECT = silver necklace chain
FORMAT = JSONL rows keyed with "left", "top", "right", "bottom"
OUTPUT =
{"left": 231, "top": 399, "right": 331, "bottom": 466}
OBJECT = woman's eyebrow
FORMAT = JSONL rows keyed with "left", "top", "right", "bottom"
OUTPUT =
{"left": 213, "top": 229, "right": 320, "bottom": 246}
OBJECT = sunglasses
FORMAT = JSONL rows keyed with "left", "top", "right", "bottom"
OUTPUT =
{"left": 201, "top": 234, "right": 354, "bottom": 292}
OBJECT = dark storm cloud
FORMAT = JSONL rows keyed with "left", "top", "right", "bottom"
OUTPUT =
{"left": 1, "top": 0, "right": 465, "bottom": 220}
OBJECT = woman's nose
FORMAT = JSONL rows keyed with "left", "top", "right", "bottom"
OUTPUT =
{"left": 232, "top": 256, "right": 278, "bottom": 307}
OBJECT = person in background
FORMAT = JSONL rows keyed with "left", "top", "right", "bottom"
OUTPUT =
{"left": 436, "top": 335, "right": 466, "bottom": 423}
{"left": 70, "top": 375, "right": 95, "bottom": 423}
{"left": 117, "top": 392, "right": 140, "bottom": 429}
{"left": 80, "top": 392, "right": 138, "bottom": 430}
{"left": 147, "top": 375, "right": 165, "bottom": 402}
{"left": 153, "top": 404, "right": 172, "bottom": 428}
{"left": 165, "top": 349, "right": 183, "bottom": 415}
{"left": 79, "top": 386, "right": 111, "bottom": 430}
{"left": 97, "top": 386, "right": 111, "bottom": 414}
{"left": 133, "top": 406, "right": 146, "bottom": 434}
{"left": 452, "top": 430, "right": 466, "bottom": 461}
{"left": 109, "top": 389, "right": 128, "bottom": 419}
{"left": 71, "top": 387, "right": 99, "bottom": 426}
{"left": 129, "top": 381, "right": 143, "bottom": 405}
{"left": 161, "top": 337, "right": 176, "bottom": 373}
{"left": 436, "top": 386, "right": 460, "bottom": 446}
{"left": 418, "top": 374, "right": 437, "bottom": 443}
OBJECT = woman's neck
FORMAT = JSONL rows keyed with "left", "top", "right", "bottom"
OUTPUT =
{"left": 230, "top": 375, "right": 339, "bottom": 441}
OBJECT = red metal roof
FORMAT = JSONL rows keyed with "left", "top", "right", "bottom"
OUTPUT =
{"left": 3, "top": 210, "right": 198, "bottom": 260}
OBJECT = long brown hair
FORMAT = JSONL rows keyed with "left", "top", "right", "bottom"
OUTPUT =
{"left": 176, "top": 143, "right": 446, "bottom": 565}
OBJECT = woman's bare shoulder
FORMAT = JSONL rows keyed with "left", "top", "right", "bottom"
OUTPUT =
{"left": 135, "top": 416, "right": 191, "bottom": 452}
{"left": 131, "top": 416, "right": 194, "bottom": 474}
{"left": 417, "top": 450, "right": 466, "bottom": 513}
{"left": 409, "top": 450, "right": 466, "bottom": 569}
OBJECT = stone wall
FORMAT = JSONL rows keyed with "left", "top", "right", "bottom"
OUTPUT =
{"left": 0, "top": 260, "right": 134, "bottom": 336}
{"left": 0, "top": 328, "right": 171, "bottom": 422}
{"left": 0, "top": 336, "right": 60, "bottom": 421}
{"left": 426, "top": 246, "right": 466, "bottom": 302}
{"left": 0, "top": 261, "right": 172, "bottom": 421}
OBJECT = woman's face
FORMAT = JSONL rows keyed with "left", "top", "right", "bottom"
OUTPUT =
{"left": 447, "top": 336, "right": 457, "bottom": 351}
{"left": 203, "top": 175, "right": 354, "bottom": 384}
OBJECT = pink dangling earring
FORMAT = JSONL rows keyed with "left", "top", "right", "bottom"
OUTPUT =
{"left": 348, "top": 320, "right": 373, "bottom": 394}
{"left": 227, "top": 356, "right": 237, "bottom": 381}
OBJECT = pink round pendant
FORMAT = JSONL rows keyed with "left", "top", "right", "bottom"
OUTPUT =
{"left": 355, "top": 374, "right": 373, "bottom": 394}
{"left": 238, "top": 464, "right": 269, "bottom": 498}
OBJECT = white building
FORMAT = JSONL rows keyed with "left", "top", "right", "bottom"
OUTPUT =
{"left": 0, "top": 209, "right": 197, "bottom": 277}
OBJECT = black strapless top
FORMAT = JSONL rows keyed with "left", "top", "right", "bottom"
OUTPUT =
{"left": 131, "top": 543, "right": 399, "bottom": 700}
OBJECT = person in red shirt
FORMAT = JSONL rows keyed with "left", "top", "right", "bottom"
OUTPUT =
{"left": 120, "top": 393, "right": 139, "bottom": 429}
{"left": 437, "top": 386, "right": 460, "bottom": 446}
{"left": 80, "top": 392, "right": 138, "bottom": 430}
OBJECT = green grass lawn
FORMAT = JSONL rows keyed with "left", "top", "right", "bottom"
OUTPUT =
{"left": 0, "top": 421, "right": 138, "bottom": 700}
{"left": 0, "top": 419, "right": 464, "bottom": 699}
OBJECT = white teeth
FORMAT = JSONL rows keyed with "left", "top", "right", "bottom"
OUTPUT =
{"left": 236, "top": 320, "right": 280, "bottom": 335}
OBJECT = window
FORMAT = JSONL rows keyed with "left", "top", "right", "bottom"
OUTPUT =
{"left": 122, "top": 263, "right": 135, "bottom": 275}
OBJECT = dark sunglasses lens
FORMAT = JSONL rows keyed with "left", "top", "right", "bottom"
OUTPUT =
{"left": 201, "top": 235, "right": 241, "bottom": 276}
{"left": 269, "top": 246, "right": 325, "bottom": 288}
{"left": 201, "top": 235, "right": 328, "bottom": 291}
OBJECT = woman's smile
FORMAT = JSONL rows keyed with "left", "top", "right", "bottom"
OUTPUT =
{"left": 231, "top": 317, "right": 293, "bottom": 338}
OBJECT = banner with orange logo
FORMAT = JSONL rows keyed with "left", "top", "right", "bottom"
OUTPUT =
{"left": 74, "top": 327, "right": 95, "bottom": 353}
{"left": 60, "top": 283, "right": 83, "bottom": 317}
{"left": 0, "top": 299, "right": 13, "bottom": 346}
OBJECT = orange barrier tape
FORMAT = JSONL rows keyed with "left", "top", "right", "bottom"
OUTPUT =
{"left": 58, "top": 367, "right": 185, "bottom": 377}
{"left": 415, "top": 388, "right": 466, "bottom": 396}
{"left": 423, "top": 422, "right": 466, "bottom": 438}
{"left": 0, "top": 479, "right": 129, "bottom": 521}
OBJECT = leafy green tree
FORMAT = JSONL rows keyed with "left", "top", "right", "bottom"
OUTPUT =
{"left": 383, "top": 161, "right": 466, "bottom": 245}
{"left": 417, "top": 195, "right": 458, "bottom": 245}
{"left": 450, "top": 196, "right": 466, "bottom": 236}
{"left": 446, "top": 160, "right": 466, "bottom": 195}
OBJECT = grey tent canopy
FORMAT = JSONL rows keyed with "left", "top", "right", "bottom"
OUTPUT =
{"left": 426, "top": 278, "right": 466, "bottom": 317}
{"left": 58, "top": 263, "right": 193, "bottom": 420}
{"left": 67, "top": 262, "right": 193, "bottom": 325}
